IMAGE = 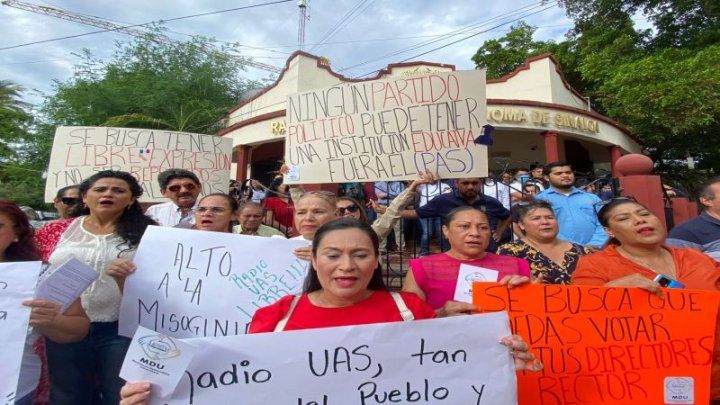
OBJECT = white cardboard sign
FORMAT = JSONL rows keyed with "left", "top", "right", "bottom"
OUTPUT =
{"left": 119, "top": 226, "right": 310, "bottom": 338}
{"left": 284, "top": 70, "right": 489, "bottom": 183}
{"left": 125, "top": 311, "right": 517, "bottom": 404}
{"left": 0, "top": 261, "right": 42, "bottom": 403}
{"left": 45, "top": 126, "right": 232, "bottom": 202}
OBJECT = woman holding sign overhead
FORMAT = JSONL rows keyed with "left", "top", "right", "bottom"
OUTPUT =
{"left": 403, "top": 206, "right": 532, "bottom": 317}
{"left": 571, "top": 197, "right": 720, "bottom": 401}
{"left": 120, "top": 218, "right": 542, "bottom": 404}
{"left": 0, "top": 199, "right": 89, "bottom": 405}
{"left": 44, "top": 171, "right": 156, "bottom": 405}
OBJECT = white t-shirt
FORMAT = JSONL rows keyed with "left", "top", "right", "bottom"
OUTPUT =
{"left": 251, "top": 189, "right": 267, "bottom": 204}
{"left": 418, "top": 183, "right": 452, "bottom": 207}
{"left": 145, "top": 200, "right": 198, "bottom": 227}
{"left": 483, "top": 181, "right": 511, "bottom": 209}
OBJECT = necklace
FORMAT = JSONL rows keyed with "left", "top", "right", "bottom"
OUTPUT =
{"left": 616, "top": 246, "right": 676, "bottom": 278}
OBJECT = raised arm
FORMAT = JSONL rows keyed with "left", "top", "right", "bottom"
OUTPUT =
{"left": 371, "top": 172, "right": 436, "bottom": 240}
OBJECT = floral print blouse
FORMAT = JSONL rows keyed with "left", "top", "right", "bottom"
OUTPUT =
{"left": 497, "top": 239, "right": 593, "bottom": 284}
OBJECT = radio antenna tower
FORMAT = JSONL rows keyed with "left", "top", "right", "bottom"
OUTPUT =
{"left": 297, "top": 0, "right": 308, "bottom": 50}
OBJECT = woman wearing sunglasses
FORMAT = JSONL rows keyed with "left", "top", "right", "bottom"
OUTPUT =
{"left": 572, "top": 197, "right": 720, "bottom": 401}
{"left": 336, "top": 197, "right": 368, "bottom": 222}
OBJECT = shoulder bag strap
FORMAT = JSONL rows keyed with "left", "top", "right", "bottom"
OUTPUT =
{"left": 390, "top": 291, "right": 415, "bottom": 321}
{"left": 274, "top": 295, "right": 301, "bottom": 332}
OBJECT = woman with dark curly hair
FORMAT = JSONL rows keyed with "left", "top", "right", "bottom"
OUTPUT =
{"left": 43, "top": 170, "right": 156, "bottom": 405}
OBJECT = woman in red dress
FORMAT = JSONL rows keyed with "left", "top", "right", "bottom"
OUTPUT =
{"left": 120, "top": 218, "right": 542, "bottom": 403}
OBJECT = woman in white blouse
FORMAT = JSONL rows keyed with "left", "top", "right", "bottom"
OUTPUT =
{"left": 44, "top": 171, "right": 156, "bottom": 405}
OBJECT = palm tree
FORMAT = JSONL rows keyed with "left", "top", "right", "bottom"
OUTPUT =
{"left": 102, "top": 101, "right": 226, "bottom": 133}
{"left": 0, "top": 80, "right": 29, "bottom": 114}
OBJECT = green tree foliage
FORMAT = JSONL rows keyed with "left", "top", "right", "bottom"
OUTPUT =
{"left": 472, "top": 0, "right": 720, "bottom": 187}
{"left": 0, "top": 82, "right": 47, "bottom": 207}
{"left": 4, "top": 30, "right": 262, "bottom": 207}
{"left": 559, "top": 0, "right": 720, "bottom": 49}
{"left": 0, "top": 80, "right": 29, "bottom": 115}
{"left": 42, "top": 31, "right": 261, "bottom": 133}
{"left": 471, "top": 22, "right": 553, "bottom": 79}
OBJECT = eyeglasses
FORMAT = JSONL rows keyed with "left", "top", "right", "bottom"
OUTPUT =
{"left": 167, "top": 183, "right": 197, "bottom": 192}
{"left": 60, "top": 197, "right": 78, "bottom": 205}
{"left": 338, "top": 205, "right": 360, "bottom": 215}
{"left": 196, "top": 206, "right": 227, "bottom": 214}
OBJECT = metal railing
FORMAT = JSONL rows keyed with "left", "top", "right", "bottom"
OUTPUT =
{"left": 240, "top": 173, "right": 621, "bottom": 290}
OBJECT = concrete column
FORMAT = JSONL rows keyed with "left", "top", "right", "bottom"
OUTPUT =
{"left": 233, "top": 145, "right": 252, "bottom": 181}
{"left": 541, "top": 130, "right": 559, "bottom": 162}
{"left": 608, "top": 145, "right": 622, "bottom": 177}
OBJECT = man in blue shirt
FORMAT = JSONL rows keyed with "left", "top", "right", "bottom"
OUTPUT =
{"left": 400, "top": 177, "right": 511, "bottom": 252}
{"left": 536, "top": 161, "right": 608, "bottom": 247}
{"left": 667, "top": 177, "right": 720, "bottom": 261}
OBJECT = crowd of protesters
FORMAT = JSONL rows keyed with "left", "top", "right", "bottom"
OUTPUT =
{"left": 3, "top": 161, "right": 720, "bottom": 404}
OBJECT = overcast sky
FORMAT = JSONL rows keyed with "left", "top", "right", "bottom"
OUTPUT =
{"left": 1, "top": 0, "right": 580, "bottom": 106}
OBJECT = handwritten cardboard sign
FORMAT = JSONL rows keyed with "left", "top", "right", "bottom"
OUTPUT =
{"left": 0, "top": 261, "right": 42, "bottom": 403}
{"left": 126, "top": 311, "right": 517, "bottom": 404}
{"left": 473, "top": 282, "right": 720, "bottom": 405}
{"left": 119, "top": 226, "right": 310, "bottom": 338}
{"left": 45, "top": 126, "right": 233, "bottom": 202}
{"left": 284, "top": 70, "right": 488, "bottom": 183}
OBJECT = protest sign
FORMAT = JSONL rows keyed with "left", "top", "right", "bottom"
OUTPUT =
{"left": 44, "top": 126, "right": 233, "bottom": 202}
{"left": 119, "top": 226, "right": 310, "bottom": 338}
{"left": 0, "top": 261, "right": 42, "bottom": 403}
{"left": 473, "top": 282, "right": 720, "bottom": 405}
{"left": 284, "top": 70, "right": 488, "bottom": 183}
{"left": 124, "top": 311, "right": 516, "bottom": 404}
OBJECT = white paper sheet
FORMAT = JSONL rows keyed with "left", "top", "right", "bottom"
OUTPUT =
{"left": 120, "top": 325, "right": 198, "bottom": 398}
{"left": 34, "top": 256, "right": 98, "bottom": 312}
{"left": 453, "top": 263, "right": 499, "bottom": 303}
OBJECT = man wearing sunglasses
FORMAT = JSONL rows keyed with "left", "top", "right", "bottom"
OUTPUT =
{"left": 52, "top": 185, "right": 80, "bottom": 220}
{"left": 145, "top": 169, "right": 202, "bottom": 228}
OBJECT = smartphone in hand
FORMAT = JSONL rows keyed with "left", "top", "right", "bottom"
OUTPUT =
{"left": 653, "top": 274, "right": 685, "bottom": 289}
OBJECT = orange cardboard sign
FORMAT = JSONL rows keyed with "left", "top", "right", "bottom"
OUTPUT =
{"left": 473, "top": 282, "right": 720, "bottom": 405}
